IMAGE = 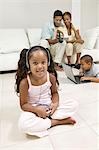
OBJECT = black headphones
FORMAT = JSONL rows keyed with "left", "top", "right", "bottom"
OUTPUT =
{"left": 26, "top": 46, "right": 50, "bottom": 69}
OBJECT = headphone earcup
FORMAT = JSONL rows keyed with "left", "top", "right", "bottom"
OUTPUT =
{"left": 26, "top": 49, "right": 30, "bottom": 69}
{"left": 46, "top": 48, "right": 50, "bottom": 67}
{"left": 26, "top": 46, "right": 51, "bottom": 68}
{"left": 48, "top": 61, "right": 50, "bottom": 66}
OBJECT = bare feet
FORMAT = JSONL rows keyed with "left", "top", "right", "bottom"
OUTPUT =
{"left": 55, "top": 65, "right": 63, "bottom": 71}
{"left": 51, "top": 117, "right": 76, "bottom": 127}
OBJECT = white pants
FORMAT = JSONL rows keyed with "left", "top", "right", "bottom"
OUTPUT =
{"left": 50, "top": 41, "right": 66, "bottom": 64}
{"left": 18, "top": 99, "right": 78, "bottom": 137}
{"left": 66, "top": 43, "right": 83, "bottom": 56}
{"left": 40, "top": 39, "right": 66, "bottom": 64}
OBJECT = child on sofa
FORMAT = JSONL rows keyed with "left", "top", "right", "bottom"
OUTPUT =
{"left": 80, "top": 55, "right": 99, "bottom": 83}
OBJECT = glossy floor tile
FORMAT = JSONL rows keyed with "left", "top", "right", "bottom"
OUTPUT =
{"left": 0, "top": 72, "right": 99, "bottom": 150}
{"left": 49, "top": 126, "right": 97, "bottom": 149}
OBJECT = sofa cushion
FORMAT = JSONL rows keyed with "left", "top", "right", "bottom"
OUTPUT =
{"left": 0, "top": 52, "right": 20, "bottom": 71}
{"left": 94, "top": 27, "right": 99, "bottom": 49}
{"left": 95, "top": 36, "right": 99, "bottom": 49}
{"left": 0, "top": 29, "right": 29, "bottom": 54}
{"left": 83, "top": 29, "right": 97, "bottom": 49}
{"left": 81, "top": 48, "right": 99, "bottom": 62}
{"left": 27, "top": 28, "right": 41, "bottom": 47}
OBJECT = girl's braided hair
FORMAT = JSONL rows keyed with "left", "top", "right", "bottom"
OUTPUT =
{"left": 15, "top": 47, "right": 59, "bottom": 94}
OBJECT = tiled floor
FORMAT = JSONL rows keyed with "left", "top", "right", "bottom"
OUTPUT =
{"left": 0, "top": 71, "right": 99, "bottom": 150}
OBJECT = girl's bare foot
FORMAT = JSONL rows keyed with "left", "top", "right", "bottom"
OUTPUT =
{"left": 51, "top": 117, "right": 76, "bottom": 127}
{"left": 55, "top": 65, "right": 63, "bottom": 71}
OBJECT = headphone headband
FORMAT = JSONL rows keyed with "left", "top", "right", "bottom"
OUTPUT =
{"left": 26, "top": 46, "right": 50, "bottom": 69}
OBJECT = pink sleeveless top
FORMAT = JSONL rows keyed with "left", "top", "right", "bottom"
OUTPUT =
{"left": 27, "top": 72, "right": 52, "bottom": 107}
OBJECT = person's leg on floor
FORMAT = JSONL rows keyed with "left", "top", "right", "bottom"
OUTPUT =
{"left": 50, "top": 41, "right": 66, "bottom": 71}
{"left": 74, "top": 43, "right": 84, "bottom": 64}
{"left": 65, "top": 43, "right": 73, "bottom": 64}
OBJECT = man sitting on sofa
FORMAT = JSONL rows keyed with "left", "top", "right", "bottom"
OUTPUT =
{"left": 40, "top": 10, "right": 66, "bottom": 71}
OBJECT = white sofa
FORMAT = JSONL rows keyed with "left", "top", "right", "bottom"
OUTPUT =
{"left": 27, "top": 27, "right": 99, "bottom": 63}
{"left": 81, "top": 27, "right": 99, "bottom": 62}
{"left": 0, "top": 28, "right": 43, "bottom": 72}
{"left": 0, "top": 27, "right": 99, "bottom": 72}
{"left": 0, "top": 29, "right": 29, "bottom": 72}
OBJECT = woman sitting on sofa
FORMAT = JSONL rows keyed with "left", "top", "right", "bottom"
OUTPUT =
{"left": 63, "top": 11, "right": 84, "bottom": 65}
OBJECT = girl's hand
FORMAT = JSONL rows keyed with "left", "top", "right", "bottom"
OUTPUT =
{"left": 49, "top": 102, "right": 58, "bottom": 115}
{"left": 36, "top": 105, "right": 50, "bottom": 119}
{"left": 75, "top": 39, "right": 84, "bottom": 44}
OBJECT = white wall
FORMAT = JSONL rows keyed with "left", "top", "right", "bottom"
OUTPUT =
{"left": 72, "top": 0, "right": 81, "bottom": 30}
{"left": 97, "top": 0, "right": 99, "bottom": 25}
{"left": 80, "top": 0, "right": 97, "bottom": 33}
{"left": 72, "top": 0, "right": 98, "bottom": 34}
{"left": 0, "top": 0, "right": 98, "bottom": 33}
{"left": 0, "top": 0, "right": 72, "bottom": 28}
